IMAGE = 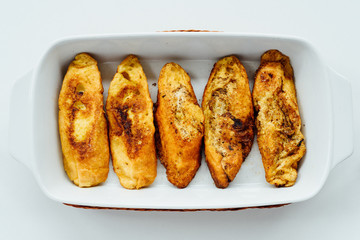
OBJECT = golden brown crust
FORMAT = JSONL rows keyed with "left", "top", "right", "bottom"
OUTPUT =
{"left": 58, "top": 53, "right": 109, "bottom": 187}
{"left": 106, "top": 55, "right": 157, "bottom": 189}
{"left": 202, "top": 56, "right": 255, "bottom": 188}
{"left": 155, "top": 62, "right": 204, "bottom": 188}
{"left": 253, "top": 50, "right": 306, "bottom": 187}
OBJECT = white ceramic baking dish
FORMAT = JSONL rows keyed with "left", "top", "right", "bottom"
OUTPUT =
{"left": 9, "top": 32, "right": 353, "bottom": 210}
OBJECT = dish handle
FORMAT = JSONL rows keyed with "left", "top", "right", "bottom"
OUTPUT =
{"left": 328, "top": 67, "right": 354, "bottom": 169}
{"left": 8, "top": 71, "right": 33, "bottom": 171}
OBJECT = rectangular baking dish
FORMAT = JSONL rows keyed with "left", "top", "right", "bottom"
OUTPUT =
{"left": 9, "top": 32, "right": 353, "bottom": 210}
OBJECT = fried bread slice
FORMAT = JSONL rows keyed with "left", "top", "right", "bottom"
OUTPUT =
{"left": 252, "top": 50, "right": 306, "bottom": 187}
{"left": 59, "top": 53, "right": 109, "bottom": 187}
{"left": 155, "top": 62, "right": 204, "bottom": 188}
{"left": 202, "top": 56, "right": 254, "bottom": 188}
{"left": 106, "top": 55, "right": 157, "bottom": 189}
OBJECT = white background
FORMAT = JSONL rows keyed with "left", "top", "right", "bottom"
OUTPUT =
{"left": 1, "top": 0, "right": 359, "bottom": 239}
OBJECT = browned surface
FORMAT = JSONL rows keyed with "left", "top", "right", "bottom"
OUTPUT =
{"left": 58, "top": 53, "right": 109, "bottom": 187}
{"left": 252, "top": 50, "right": 306, "bottom": 187}
{"left": 106, "top": 55, "right": 157, "bottom": 189}
{"left": 64, "top": 203, "right": 289, "bottom": 211}
{"left": 155, "top": 63, "right": 204, "bottom": 188}
{"left": 202, "top": 56, "right": 255, "bottom": 188}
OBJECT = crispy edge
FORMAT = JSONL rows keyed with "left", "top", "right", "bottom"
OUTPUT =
{"left": 260, "top": 49, "right": 294, "bottom": 80}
